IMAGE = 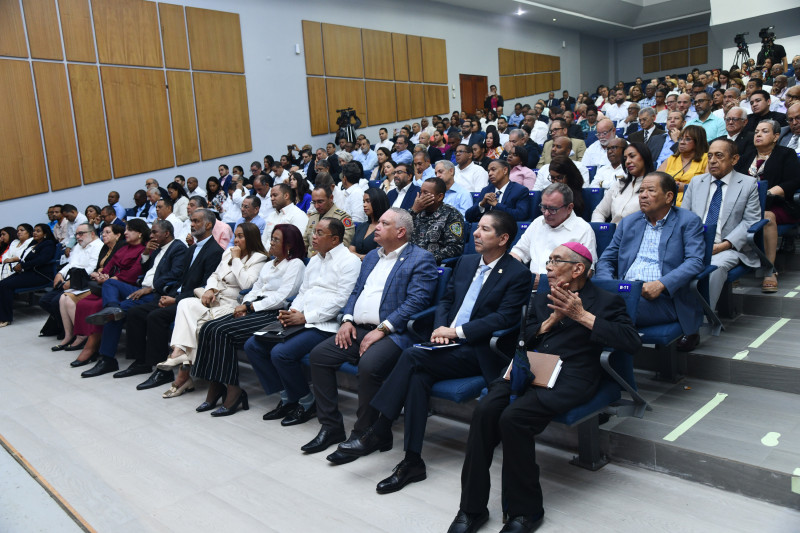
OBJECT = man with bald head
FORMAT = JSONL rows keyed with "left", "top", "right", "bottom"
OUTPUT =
{"left": 676, "top": 93, "right": 697, "bottom": 121}
{"left": 779, "top": 103, "right": 800, "bottom": 152}
{"left": 534, "top": 136, "right": 590, "bottom": 191}
{"left": 536, "top": 118, "right": 586, "bottom": 169}
{"left": 107, "top": 191, "right": 126, "bottom": 221}
{"left": 579, "top": 118, "right": 616, "bottom": 167}
{"left": 589, "top": 138, "right": 628, "bottom": 189}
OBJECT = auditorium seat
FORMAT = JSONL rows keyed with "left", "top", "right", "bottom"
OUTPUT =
{"left": 590, "top": 222, "right": 616, "bottom": 257}
{"left": 581, "top": 188, "right": 605, "bottom": 222}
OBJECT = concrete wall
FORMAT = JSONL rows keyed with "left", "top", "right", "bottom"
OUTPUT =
{"left": 579, "top": 34, "right": 613, "bottom": 94}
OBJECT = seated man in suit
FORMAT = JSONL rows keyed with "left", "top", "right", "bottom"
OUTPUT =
{"left": 387, "top": 164, "right": 420, "bottom": 210}
{"left": 117, "top": 210, "right": 224, "bottom": 389}
{"left": 336, "top": 211, "right": 532, "bottom": 493}
{"left": 82, "top": 219, "right": 188, "bottom": 375}
{"left": 715, "top": 107, "right": 754, "bottom": 160}
{"left": 447, "top": 242, "right": 641, "bottom": 533}
{"left": 596, "top": 172, "right": 705, "bottom": 350}
{"left": 681, "top": 139, "right": 761, "bottom": 315}
{"left": 97, "top": 206, "right": 126, "bottom": 235}
{"left": 303, "top": 208, "right": 438, "bottom": 456}
{"left": 465, "top": 160, "right": 531, "bottom": 222}
{"left": 409, "top": 177, "right": 466, "bottom": 263}
{"left": 628, "top": 107, "right": 667, "bottom": 158}
{"left": 778, "top": 102, "right": 799, "bottom": 151}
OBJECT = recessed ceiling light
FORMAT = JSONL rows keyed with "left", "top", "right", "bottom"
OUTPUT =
{"left": 552, "top": 18, "right": 557, "bottom": 21}
{"left": 516, "top": 8, "right": 525, "bottom": 15}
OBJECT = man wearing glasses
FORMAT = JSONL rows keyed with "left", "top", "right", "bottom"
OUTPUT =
{"left": 713, "top": 107, "right": 754, "bottom": 161}
{"left": 303, "top": 186, "right": 354, "bottom": 255}
{"left": 581, "top": 118, "right": 617, "bottom": 168}
{"left": 687, "top": 93, "right": 726, "bottom": 140}
{"left": 779, "top": 103, "right": 800, "bottom": 152}
{"left": 453, "top": 144, "right": 490, "bottom": 193}
{"left": 511, "top": 183, "right": 596, "bottom": 289}
{"left": 536, "top": 119, "right": 586, "bottom": 169}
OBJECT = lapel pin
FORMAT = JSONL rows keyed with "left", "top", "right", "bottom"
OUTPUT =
{"left": 400, "top": 257, "right": 405, "bottom": 261}
{"left": 498, "top": 269, "right": 503, "bottom": 274}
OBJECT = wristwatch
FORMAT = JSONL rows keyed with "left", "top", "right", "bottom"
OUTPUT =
{"left": 245, "top": 301, "right": 254, "bottom": 314}
{"left": 377, "top": 322, "right": 390, "bottom": 334}
{"left": 342, "top": 318, "right": 355, "bottom": 325}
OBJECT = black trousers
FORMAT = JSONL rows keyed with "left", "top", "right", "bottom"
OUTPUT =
{"left": 125, "top": 301, "right": 177, "bottom": 366}
{"left": 308, "top": 326, "right": 402, "bottom": 434}
{"left": 39, "top": 288, "right": 64, "bottom": 336}
{"left": 459, "top": 379, "right": 556, "bottom": 519}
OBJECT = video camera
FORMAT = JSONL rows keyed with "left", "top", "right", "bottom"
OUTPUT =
{"left": 759, "top": 26, "right": 775, "bottom": 43}
{"left": 734, "top": 32, "right": 749, "bottom": 51}
{"left": 336, "top": 107, "right": 356, "bottom": 124}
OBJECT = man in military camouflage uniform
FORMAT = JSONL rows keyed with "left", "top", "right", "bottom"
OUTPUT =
{"left": 408, "top": 177, "right": 465, "bottom": 263}
{"left": 304, "top": 186, "right": 354, "bottom": 256}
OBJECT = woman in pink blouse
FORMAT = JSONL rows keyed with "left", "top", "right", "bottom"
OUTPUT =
{"left": 507, "top": 145, "right": 537, "bottom": 190}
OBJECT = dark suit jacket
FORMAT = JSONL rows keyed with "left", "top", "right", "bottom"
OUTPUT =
{"left": 734, "top": 144, "right": 800, "bottom": 199}
{"left": 387, "top": 184, "right": 421, "bottom": 211}
{"left": 171, "top": 237, "right": 224, "bottom": 302}
{"left": 744, "top": 110, "right": 788, "bottom": 134}
{"left": 524, "top": 280, "right": 641, "bottom": 413}
{"left": 560, "top": 96, "right": 576, "bottom": 111}
{"left": 715, "top": 132, "right": 755, "bottom": 163}
{"left": 435, "top": 253, "right": 532, "bottom": 381}
{"left": 18, "top": 239, "right": 57, "bottom": 277}
{"left": 428, "top": 145, "right": 444, "bottom": 165}
{"left": 778, "top": 126, "right": 796, "bottom": 147}
{"left": 596, "top": 207, "right": 705, "bottom": 335}
{"left": 628, "top": 126, "right": 665, "bottom": 148}
{"left": 465, "top": 181, "right": 531, "bottom": 222}
{"left": 566, "top": 123, "right": 585, "bottom": 140}
{"left": 342, "top": 244, "right": 437, "bottom": 350}
{"left": 141, "top": 240, "right": 189, "bottom": 295}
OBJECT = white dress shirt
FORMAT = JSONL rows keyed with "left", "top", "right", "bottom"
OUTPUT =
{"left": 244, "top": 257, "right": 305, "bottom": 312}
{"left": 591, "top": 177, "right": 643, "bottom": 224}
{"left": 534, "top": 162, "right": 590, "bottom": 191}
{"left": 291, "top": 243, "right": 362, "bottom": 333}
{"left": 511, "top": 211, "right": 597, "bottom": 274}
{"left": 604, "top": 102, "right": 631, "bottom": 123}
{"left": 164, "top": 213, "right": 188, "bottom": 242}
{"left": 391, "top": 183, "right": 413, "bottom": 208}
{"left": 140, "top": 239, "right": 174, "bottom": 288}
{"left": 530, "top": 121, "right": 549, "bottom": 146}
{"left": 349, "top": 243, "right": 407, "bottom": 327}
{"left": 590, "top": 164, "right": 626, "bottom": 189}
{"left": 58, "top": 237, "right": 103, "bottom": 277}
{"left": 262, "top": 203, "right": 309, "bottom": 248}
{"left": 255, "top": 192, "right": 276, "bottom": 220}
{"left": 273, "top": 170, "right": 289, "bottom": 185}
{"left": 221, "top": 188, "right": 245, "bottom": 223}
{"left": 580, "top": 140, "right": 612, "bottom": 168}
{"left": 340, "top": 184, "right": 367, "bottom": 222}
{"left": 376, "top": 139, "right": 394, "bottom": 151}
{"left": 454, "top": 162, "right": 490, "bottom": 193}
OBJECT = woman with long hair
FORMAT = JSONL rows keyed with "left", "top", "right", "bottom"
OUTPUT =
{"left": 85, "top": 205, "right": 102, "bottom": 230}
{"left": 484, "top": 128, "right": 503, "bottom": 159}
{"left": 288, "top": 171, "right": 312, "bottom": 212}
{"left": 379, "top": 159, "right": 398, "bottom": 194}
{"left": 167, "top": 182, "right": 190, "bottom": 221}
{"left": 547, "top": 156, "right": 586, "bottom": 216}
{"left": 188, "top": 224, "right": 306, "bottom": 414}
{"left": 370, "top": 147, "right": 393, "bottom": 181}
{"left": 0, "top": 227, "right": 17, "bottom": 265}
{"left": 657, "top": 125, "right": 708, "bottom": 206}
{"left": 205, "top": 176, "right": 226, "bottom": 212}
{"left": 0, "top": 225, "right": 28, "bottom": 280}
{"left": 592, "top": 142, "right": 655, "bottom": 224}
{"left": 350, "top": 188, "right": 390, "bottom": 259}
{"left": 0, "top": 223, "right": 57, "bottom": 327}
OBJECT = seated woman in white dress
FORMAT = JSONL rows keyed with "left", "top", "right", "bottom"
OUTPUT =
{"left": 156, "top": 222, "right": 268, "bottom": 373}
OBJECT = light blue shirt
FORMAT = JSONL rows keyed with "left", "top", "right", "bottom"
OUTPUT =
{"left": 686, "top": 113, "right": 726, "bottom": 142}
{"left": 508, "top": 112, "right": 525, "bottom": 127}
{"left": 412, "top": 165, "right": 436, "bottom": 187}
{"left": 352, "top": 149, "right": 378, "bottom": 171}
{"left": 392, "top": 150, "right": 413, "bottom": 165}
{"left": 229, "top": 215, "right": 266, "bottom": 247}
{"left": 639, "top": 96, "right": 656, "bottom": 107}
{"left": 444, "top": 182, "right": 474, "bottom": 215}
{"left": 147, "top": 204, "right": 158, "bottom": 223}
{"left": 112, "top": 202, "right": 126, "bottom": 221}
{"left": 656, "top": 138, "right": 676, "bottom": 168}
{"left": 624, "top": 210, "right": 670, "bottom": 282}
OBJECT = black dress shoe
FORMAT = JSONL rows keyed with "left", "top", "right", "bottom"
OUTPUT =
{"left": 447, "top": 509, "right": 489, "bottom": 533}
{"left": 81, "top": 357, "right": 119, "bottom": 378}
{"left": 336, "top": 426, "right": 392, "bottom": 457}
{"left": 301, "top": 427, "right": 347, "bottom": 454}
{"left": 376, "top": 457, "right": 427, "bottom": 494}
{"left": 113, "top": 362, "right": 153, "bottom": 378}
{"left": 64, "top": 339, "right": 87, "bottom": 352}
{"left": 196, "top": 386, "right": 227, "bottom": 412}
{"left": 70, "top": 354, "right": 98, "bottom": 368}
{"left": 210, "top": 390, "right": 249, "bottom": 417}
{"left": 499, "top": 513, "right": 544, "bottom": 533}
{"left": 326, "top": 449, "right": 360, "bottom": 465}
{"left": 52, "top": 336, "right": 76, "bottom": 351}
{"left": 85, "top": 307, "right": 126, "bottom": 325}
{"left": 281, "top": 402, "right": 317, "bottom": 426}
{"left": 136, "top": 369, "right": 175, "bottom": 390}
{"left": 676, "top": 333, "right": 700, "bottom": 352}
{"left": 262, "top": 400, "right": 298, "bottom": 420}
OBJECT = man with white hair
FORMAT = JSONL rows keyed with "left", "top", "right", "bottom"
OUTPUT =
{"left": 629, "top": 107, "right": 668, "bottom": 157}
{"left": 580, "top": 119, "right": 616, "bottom": 167}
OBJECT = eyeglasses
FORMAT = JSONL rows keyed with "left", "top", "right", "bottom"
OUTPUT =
{"left": 547, "top": 174, "right": 566, "bottom": 183}
{"left": 724, "top": 117, "right": 746, "bottom": 123}
{"left": 545, "top": 259, "right": 580, "bottom": 266}
{"left": 75, "top": 231, "right": 91, "bottom": 236}
{"left": 540, "top": 204, "right": 568, "bottom": 214}
{"left": 313, "top": 229, "right": 331, "bottom": 237}
{"left": 596, "top": 130, "right": 613, "bottom": 137}
{"left": 787, "top": 116, "right": 800, "bottom": 124}
{"left": 269, "top": 237, "right": 282, "bottom": 244}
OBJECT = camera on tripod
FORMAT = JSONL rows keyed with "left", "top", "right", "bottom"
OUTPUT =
{"left": 734, "top": 32, "right": 749, "bottom": 51}
{"left": 759, "top": 26, "right": 775, "bottom": 42}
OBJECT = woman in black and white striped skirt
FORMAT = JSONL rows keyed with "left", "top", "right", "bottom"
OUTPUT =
{"left": 188, "top": 224, "right": 307, "bottom": 416}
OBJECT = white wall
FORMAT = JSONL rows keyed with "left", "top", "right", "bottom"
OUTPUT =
{"left": 614, "top": 24, "right": 723, "bottom": 81}
{"left": 710, "top": 0, "right": 799, "bottom": 25}
{"left": 722, "top": 35, "right": 800, "bottom": 71}
{"left": 0, "top": 0, "right": 583, "bottom": 228}
{"left": 579, "top": 34, "right": 613, "bottom": 94}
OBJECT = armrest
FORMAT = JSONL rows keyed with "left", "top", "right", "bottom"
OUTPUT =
{"left": 489, "top": 322, "right": 522, "bottom": 363}
{"left": 407, "top": 306, "right": 436, "bottom": 342}
{"left": 441, "top": 257, "right": 458, "bottom": 266}
{"left": 747, "top": 219, "right": 769, "bottom": 234}
{"left": 694, "top": 264, "right": 717, "bottom": 281}
{"left": 239, "top": 288, "right": 251, "bottom": 296}
{"left": 599, "top": 350, "right": 650, "bottom": 418}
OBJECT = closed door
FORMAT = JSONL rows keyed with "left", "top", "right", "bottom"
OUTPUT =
{"left": 459, "top": 74, "right": 488, "bottom": 115}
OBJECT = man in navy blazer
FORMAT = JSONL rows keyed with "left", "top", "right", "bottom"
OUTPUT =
{"left": 336, "top": 211, "right": 532, "bottom": 494}
{"left": 119, "top": 210, "right": 224, "bottom": 387}
{"left": 465, "top": 160, "right": 531, "bottom": 222}
{"left": 86, "top": 219, "right": 189, "bottom": 371}
{"left": 304, "top": 208, "right": 437, "bottom": 456}
{"left": 386, "top": 163, "right": 420, "bottom": 211}
{"left": 596, "top": 172, "right": 705, "bottom": 342}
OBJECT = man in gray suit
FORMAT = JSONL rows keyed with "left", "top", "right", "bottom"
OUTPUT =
{"left": 682, "top": 139, "right": 761, "bottom": 311}
{"left": 778, "top": 103, "right": 799, "bottom": 150}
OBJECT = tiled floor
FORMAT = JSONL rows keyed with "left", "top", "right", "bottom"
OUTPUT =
{"left": 2, "top": 302, "right": 799, "bottom": 532}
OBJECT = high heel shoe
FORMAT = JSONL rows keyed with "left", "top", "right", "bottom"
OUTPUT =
{"left": 64, "top": 338, "right": 87, "bottom": 352}
{"left": 210, "top": 390, "right": 249, "bottom": 417}
{"left": 156, "top": 353, "right": 191, "bottom": 370}
{"left": 52, "top": 336, "right": 77, "bottom": 352}
{"left": 196, "top": 386, "right": 227, "bottom": 412}
{"left": 70, "top": 353, "right": 98, "bottom": 368}
{"left": 163, "top": 378, "right": 195, "bottom": 399}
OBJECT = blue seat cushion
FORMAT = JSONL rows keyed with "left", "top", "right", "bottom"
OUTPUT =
{"left": 553, "top": 380, "right": 621, "bottom": 426}
{"left": 726, "top": 264, "right": 752, "bottom": 284}
{"left": 431, "top": 376, "right": 487, "bottom": 403}
{"left": 638, "top": 323, "right": 682, "bottom": 345}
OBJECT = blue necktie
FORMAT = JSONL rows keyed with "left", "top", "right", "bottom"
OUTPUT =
{"left": 454, "top": 265, "right": 490, "bottom": 327}
{"left": 495, "top": 189, "right": 502, "bottom": 203}
{"left": 705, "top": 180, "right": 723, "bottom": 227}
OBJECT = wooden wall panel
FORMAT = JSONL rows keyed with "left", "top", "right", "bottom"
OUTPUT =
{"left": 186, "top": 7, "right": 244, "bottom": 73}
{"left": 302, "top": 20, "right": 324, "bottom": 76}
{"left": 101, "top": 67, "right": 173, "bottom": 177}
{"left": 166, "top": 70, "right": 199, "bottom": 166}
{"left": 552, "top": 56, "right": 560, "bottom": 72}
{"left": 524, "top": 74, "right": 535, "bottom": 96}
{"left": 307, "top": 77, "right": 328, "bottom": 136}
{"left": 365, "top": 81, "right": 396, "bottom": 126}
{"left": 643, "top": 41, "right": 659, "bottom": 56}
{"left": 58, "top": 0, "right": 96, "bottom": 62}
{"left": 322, "top": 23, "right": 363, "bottom": 79}
{"left": 643, "top": 55, "right": 660, "bottom": 74}
{"left": 363, "top": 29, "right": 393, "bottom": 80}
{"left": 690, "top": 47, "right": 708, "bottom": 66}
{"left": 660, "top": 36, "right": 688, "bottom": 53}
{"left": 67, "top": 64, "right": 110, "bottom": 184}
{"left": 551, "top": 72, "right": 561, "bottom": 91}
{"left": 407, "top": 35, "right": 423, "bottom": 82}
{"left": 424, "top": 84, "right": 448, "bottom": 117}
{"left": 661, "top": 50, "right": 688, "bottom": 70}
{"left": 325, "top": 78, "right": 365, "bottom": 134}
{"left": 500, "top": 77, "right": 516, "bottom": 100}
{"left": 409, "top": 83, "right": 424, "bottom": 118}
{"left": 0, "top": 1, "right": 28, "bottom": 58}
{"left": 33, "top": 62, "right": 81, "bottom": 191}
{"left": 0, "top": 60, "right": 48, "bottom": 201}
{"left": 395, "top": 83, "right": 410, "bottom": 121}
{"left": 93, "top": 0, "right": 163, "bottom": 67}
{"left": 514, "top": 51, "right": 525, "bottom": 75}
{"left": 392, "top": 33, "right": 408, "bottom": 81}
{"left": 690, "top": 31, "right": 708, "bottom": 47}
{"left": 22, "top": 0, "right": 63, "bottom": 60}
{"left": 193, "top": 72, "right": 251, "bottom": 159}
{"left": 498, "top": 49, "right": 514, "bottom": 76}
{"left": 534, "top": 73, "right": 548, "bottom": 94}
{"left": 421, "top": 37, "right": 447, "bottom": 84}
{"left": 159, "top": 3, "right": 190, "bottom": 69}
{"left": 525, "top": 52, "right": 535, "bottom": 74}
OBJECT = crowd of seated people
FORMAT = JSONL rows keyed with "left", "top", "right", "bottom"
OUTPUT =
{"left": 4, "top": 47, "right": 800, "bottom": 533}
